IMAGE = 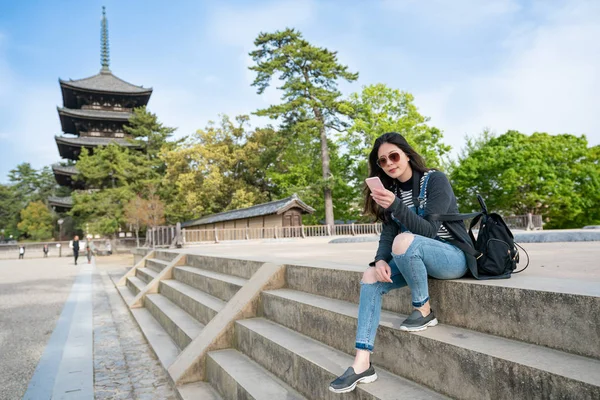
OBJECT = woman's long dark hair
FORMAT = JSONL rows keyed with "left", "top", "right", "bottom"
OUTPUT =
{"left": 364, "top": 132, "right": 429, "bottom": 221}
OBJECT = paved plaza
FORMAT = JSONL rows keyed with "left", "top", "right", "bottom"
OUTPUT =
{"left": 0, "top": 237, "right": 598, "bottom": 399}
{"left": 0, "top": 255, "right": 176, "bottom": 400}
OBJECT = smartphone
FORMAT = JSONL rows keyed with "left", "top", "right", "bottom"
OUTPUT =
{"left": 365, "top": 176, "right": 385, "bottom": 192}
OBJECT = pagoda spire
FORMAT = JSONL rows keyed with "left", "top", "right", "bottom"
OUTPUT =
{"left": 100, "top": 6, "right": 110, "bottom": 73}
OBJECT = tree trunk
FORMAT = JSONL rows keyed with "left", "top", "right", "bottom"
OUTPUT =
{"left": 316, "top": 112, "right": 334, "bottom": 228}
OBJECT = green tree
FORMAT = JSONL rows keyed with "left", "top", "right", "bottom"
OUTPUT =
{"left": 344, "top": 83, "right": 450, "bottom": 172}
{"left": 249, "top": 28, "right": 359, "bottom": 227}
{"left": 161, "top": 115, "right": 270, "bottom": 222}
{"left": 342, "top": 84, "right": 451, "bottom": 213}
{"left": 124, "top": 106, "right": 177, "bottom": 174}
{"left": 75, "top": 144, "right": 151, "bottom": 190}
{"left": 0, "top": 184, "right": 20, "bottom": 239}
{"left": 8, "top": 163, "right": 59, "bottom": 204}
{"left": 451, "top": 130, "right": 600, "bottom": 228}
{"left": 71, "top": 187, "right": 135, "bottom": 236}
{"left": 17, "top": 201, "right": 54, "bottom": 240}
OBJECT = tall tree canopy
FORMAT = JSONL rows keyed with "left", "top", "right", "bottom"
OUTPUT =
{"left": 161, "top": 115, "right": 271, "bottom": 223}
{"left": 451, "top": 130, "right": 600, "bottom": 229}
{"left": 249, "top": 28, "right": 358, "bottom": 227}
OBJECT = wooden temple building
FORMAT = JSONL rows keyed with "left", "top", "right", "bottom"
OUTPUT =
{"left": 181, "top": 194, "right": 315, "bottom": 231}
{"left": 48, "top": 7, "right": 152, "bottom": 211}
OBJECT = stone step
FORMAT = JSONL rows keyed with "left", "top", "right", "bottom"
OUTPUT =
{"left": 155, "top": 250, "right": 179, "bottom": 263}
{"left": 261, "top": 288, "right": 600, "bottom": 400}
{"left": 136, "top": 267, "right": 157, "bottom": 284}
{"left": 145, "top": 258, "right": 171, "bottom": 273}
{"left": 185, "top": 254, "right": 263, "bottom": 279}
{"left": 126, "top": 276, "right": 145, "bottom": 296}
{"left": 159, "top": 279, "right": 225, "bottom": 325}
{"left": 284, "top": 263, "right": 600, "bottom": 359}
{"left": 129, "top": 307, "right": 180, "bottom": 369}
{"left": 235, "top": 318, "right": 448, "bottom": 400}
{"left": 144, "top": 293, "right": 204, "bottom": 350}
{"left": 178, "top": 381, "right": 223, "bottom": 400}
{"left": 173, "top": 266, "right": 247, "bottom": 302}
{"left": 206, "top": 348, "right": 307, "bottom": 400}
{"left": 116, "top": 284, "right": 135, "bottom": 305}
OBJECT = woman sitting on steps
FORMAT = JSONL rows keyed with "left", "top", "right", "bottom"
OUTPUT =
{"left": 329, "top": 132, "right": 476, "bottom": 394}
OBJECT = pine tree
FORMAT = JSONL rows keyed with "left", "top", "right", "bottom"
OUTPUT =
{"left": 249, "top": 28, "right": 358, "bottom": 227}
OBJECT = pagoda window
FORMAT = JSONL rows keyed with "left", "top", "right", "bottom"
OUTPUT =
{"left": 114, "top": 132, "right": 124, "bottom": 138}
{"left": 90, "top": 132, "right": 101, "bottom": 137}
{"left": 91, "top": 101, "right": 101, "bottom": 110}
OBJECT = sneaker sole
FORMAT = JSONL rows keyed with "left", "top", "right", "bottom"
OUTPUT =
{"left": 328, "top": 373, "right": 378, "bottom": 394}
{"left": 399, "top": 317, "right": 438, "bottom": 332}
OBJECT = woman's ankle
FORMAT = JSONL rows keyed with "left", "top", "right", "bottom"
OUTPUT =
{"left": 351, "top": 350, "right": 371, "bottom": 374}
{"left": 416, "top": 301, "right": 431, "bottom": 317}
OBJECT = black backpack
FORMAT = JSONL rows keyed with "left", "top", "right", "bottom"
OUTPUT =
{"left": 429, "top": 195, "right": 529, "bottom": 279}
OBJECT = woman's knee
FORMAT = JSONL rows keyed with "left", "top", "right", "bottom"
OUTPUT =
{"left": 392, "top": 233, "right": 415, "bottom": 255}
{"left": 361, "top": 267, "right": 378, "bottom": 284}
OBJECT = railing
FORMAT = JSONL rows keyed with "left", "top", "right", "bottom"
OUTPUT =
{"left": 504, "top": 214, "right": 543, "bottom": 230}
{"left": 183, "top": 223, "right": 383, "bottom": 245}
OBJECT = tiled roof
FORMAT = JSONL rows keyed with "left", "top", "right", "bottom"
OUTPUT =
{"left": 52, "top": 164, "right": 78, "bottom": 176}
{"left": 181, "top": 194, "right": 315, "bottom": 227}
{"left": 59, "top": 70, "right": 152, "bottom": 94}
{"left": 55, "top": 136, "right": 139, "bottom": 147}
{"left": 48, "top": 196, "right": 73, "bottom": 207}
{"left": 57, "top": 107, "right": 132, "bottom": 121}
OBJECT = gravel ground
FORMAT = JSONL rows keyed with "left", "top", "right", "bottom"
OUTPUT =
{"left": 0, "top": 256, "right": 79, "bottom": 400}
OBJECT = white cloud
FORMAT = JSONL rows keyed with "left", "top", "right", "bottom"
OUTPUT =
{"left": 381, "top": 0, "right": 521, "bottom": 30}
{"left": 417, "top": 0, "right": 600, "bottom": 156}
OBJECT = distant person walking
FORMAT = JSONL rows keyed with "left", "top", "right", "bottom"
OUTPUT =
{"left": 86, "top": 242, "right": 93, "bottom": 264}
{"left": 70, "top": 235, "right": 80, "bottom": 265}
{"left": 18, "top": 246, "right": 25, "bottom": 259}
{"left": 105, "top": 240, "right": 112, "bottom": 255}
{"left": 43, "top": 244, "right": 49, "bottom": 258}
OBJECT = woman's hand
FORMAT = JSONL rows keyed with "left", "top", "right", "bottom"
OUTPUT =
{"left": 374, "top": 260, "right": 393, "bottom": 283}
{"left": 370, "top": 188, "right": 396, "bottom": 209}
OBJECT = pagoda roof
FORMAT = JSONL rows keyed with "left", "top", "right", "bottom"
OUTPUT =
{"left": 52, "top": 164, "right": 78, "bottom": 176}
{"left": 52, "top": 165, "right": 84, "bottom": 189}
{"left": 48, "top": 195, "right": 73, "bottom": 209}
{"left": 59, "top": 70, "right": 152, "bottom": 95}
{"left": 55, "top": 135, "right": 139, "bottom": 147}
{"left": 181, "top": 194, "right": 315, "bottom": 228}
{"left": 57, "top": 107, "right": 133, "bottom": 121}
{"left": 55, "top": 135, "right": 140, "bottom": 160}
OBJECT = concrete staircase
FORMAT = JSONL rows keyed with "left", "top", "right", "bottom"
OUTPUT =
{"left": 116, "top": 250, "right": 600, "bottom": 400}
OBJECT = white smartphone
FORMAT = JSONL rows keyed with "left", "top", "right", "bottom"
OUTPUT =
{"left": 365, "top": 176, "right": 385, "bottom": 192}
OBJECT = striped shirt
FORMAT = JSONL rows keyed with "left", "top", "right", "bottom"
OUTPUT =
{"left": 393, "top": 172, "right": 454, "bottom": 241}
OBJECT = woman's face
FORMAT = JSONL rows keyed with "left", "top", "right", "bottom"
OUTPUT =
{"left": 377, "top": 142, "right": 412, "bottom": 182}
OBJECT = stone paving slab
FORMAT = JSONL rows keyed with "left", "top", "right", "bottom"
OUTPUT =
{"left": 93, "top": 260, "right": 177, "bottom": 400}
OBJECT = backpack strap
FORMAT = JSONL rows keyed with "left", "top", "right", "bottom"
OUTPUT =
{"left": 411, "top": 171, "right": 423, "bottom": 209}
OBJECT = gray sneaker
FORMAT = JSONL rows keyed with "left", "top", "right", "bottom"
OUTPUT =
{"left": 400, "top": 309, "right": 438, "bottom": 332}
{"left": 329, "top": 364, "right": 378, "bottom": 393}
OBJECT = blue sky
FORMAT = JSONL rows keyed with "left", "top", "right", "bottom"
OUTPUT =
{"left": 1, "top": 0, "right": 598, "bottom": 183}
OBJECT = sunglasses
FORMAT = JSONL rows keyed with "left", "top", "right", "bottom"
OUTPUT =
{"left": 377, "top": 151, "right": 403, "bottom": 168}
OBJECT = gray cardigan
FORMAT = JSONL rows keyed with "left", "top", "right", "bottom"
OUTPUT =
{"left": 373, "top": 171, "right": 478, "bottom": 278}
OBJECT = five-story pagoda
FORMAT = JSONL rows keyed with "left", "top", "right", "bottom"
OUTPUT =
{"left": 48, "top": 7, "right": 152, "bottom": 211}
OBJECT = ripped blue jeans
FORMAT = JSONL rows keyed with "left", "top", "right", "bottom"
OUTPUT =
{"left": 355, "top": 235, "right": 467, "bottom": 352}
